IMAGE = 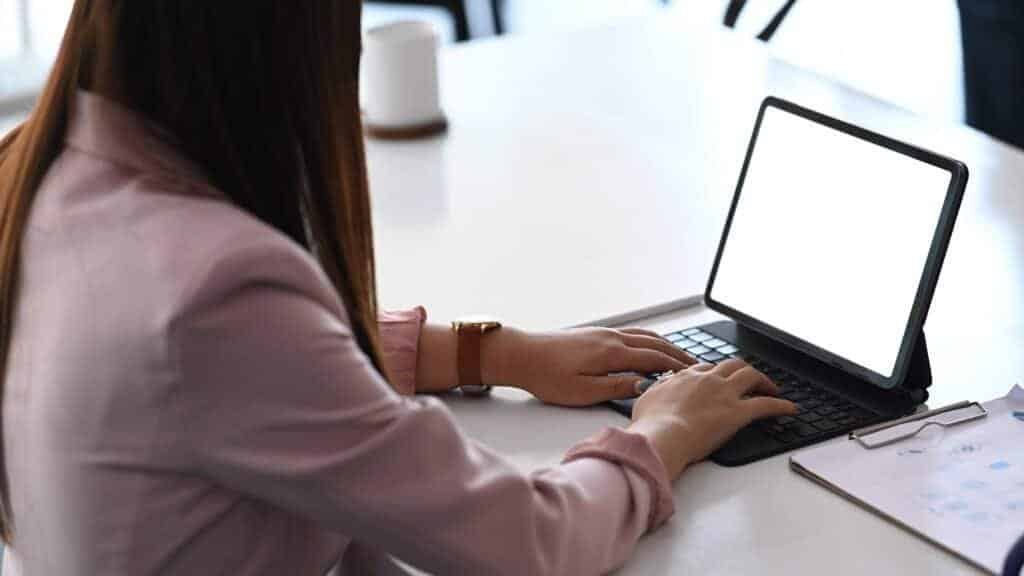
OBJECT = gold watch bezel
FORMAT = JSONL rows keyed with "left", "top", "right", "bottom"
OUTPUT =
{"left": 451, "top": 317, "right": 502, "bottom": 333}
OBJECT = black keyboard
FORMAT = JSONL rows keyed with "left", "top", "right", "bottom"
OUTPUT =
{"left": 610, "top": 327, "right": 885, "bottom": 465}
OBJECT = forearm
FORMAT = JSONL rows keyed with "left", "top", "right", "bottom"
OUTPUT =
{"left": 414, "top": 323, "right": 527, "bottom": 393}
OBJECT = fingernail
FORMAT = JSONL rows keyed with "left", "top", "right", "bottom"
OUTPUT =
{"left": 634, "top": 377, "right": 656, "bottom": 395}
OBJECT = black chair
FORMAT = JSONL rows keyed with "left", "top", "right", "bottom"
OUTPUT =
{"left": 657, "top": 0, "right": 796, "bottom": 41}
{"left": 957, "top": 0, "right": 1024, "bottom": 149}
{"left": 367, "top": 0, "right": 505, "bottom": 42}
{"left": 723, "top": 0, "right": 798, "bottom": 42}
{"left": 1006, "top": 530, "right": 1024, "bottom": 576}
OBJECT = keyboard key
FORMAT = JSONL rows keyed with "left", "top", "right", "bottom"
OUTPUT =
{"left": 666, "top": 333, "right": 686, "bottom": 342}
{"left": 718, "top": 345, "right": 739, "bottom": 355}
{"left": 681, "top": 328, "right": 700, "bottom": 336}
{"left": 777, "top": 432, "right": 799, "bottom": 444}
{"left": 795, "top": 424, "right": 819, "bottom": 437}
{"left": 813, "top": 419, "right": 839, "bottom": 432}
{"left": 815, "top": 406, "right": 837, "bottom": 416}
{"left": 700, "top": 352, "right": 727, "bottom": 363}
{"left": 849, "top": 408, "right": 874, "bottom": 420}
{"left": 674, "top": 339, "right": 697, "bottom": 349}
{"left": 837, "top": 416, "right": 860, "bottom": 426}
{"left": 801, "top": 399, "right": 822, "bottom": 410}
{"left": 686, "top": 345, "right": 711, "bottom": 356}
{"left": 797, "top": 411, "right": 822, "bottom": 423}
{"left": 777, "top": 416, "right": 796, "bottom": 425}
{"left": 690, "top": 333, "right": 713, "bottom": 342}
{"left": 705, "top": 338, "right": 728, "bottom": 348}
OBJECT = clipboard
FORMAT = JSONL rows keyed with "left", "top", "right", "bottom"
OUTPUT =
{"left": 790, "top": 385, "right": 1024, "bottom": 575}
{"left": 849, "top": 400, "right": 988, "bottom": 449}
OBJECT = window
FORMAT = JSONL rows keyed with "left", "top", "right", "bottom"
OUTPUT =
{"left": 0, "top": 0, "right": 72, "bottom": 116}
{"left": 0, "top": 0, "right": 27, "bottom": 62}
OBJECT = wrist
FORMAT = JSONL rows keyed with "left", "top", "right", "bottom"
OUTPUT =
{"left": 627, "top": 416, "right": 693, "bottom": 480}
{"left": 480, "top": 326, "right": 526, "bottom": 387}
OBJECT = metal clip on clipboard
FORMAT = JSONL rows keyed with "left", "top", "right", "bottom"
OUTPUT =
{"left": 849, "top": 401, "right": 989, "bottom": 449}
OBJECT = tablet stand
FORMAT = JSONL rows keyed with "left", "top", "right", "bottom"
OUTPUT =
{"left": 896, "top": 332, "right": 932, "bottom": 405}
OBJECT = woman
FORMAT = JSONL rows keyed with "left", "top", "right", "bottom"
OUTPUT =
{"left": 0, "top": 2, "right": 795, "bottom": 574}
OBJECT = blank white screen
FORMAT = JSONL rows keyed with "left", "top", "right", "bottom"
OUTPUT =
{"left": 710, "top": 106, "right": 951, "bottom": 378}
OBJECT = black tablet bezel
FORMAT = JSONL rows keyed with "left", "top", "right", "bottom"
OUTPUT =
{"left": 704, "top": 96, "right": 968, "bottom": 391}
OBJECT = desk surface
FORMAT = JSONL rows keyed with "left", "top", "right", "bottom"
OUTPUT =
{"left": 448, "top": 306, "right": 1011, "bottom": 576}
{"left": 386, "top": 12, "right": 1024, "bottom": 576}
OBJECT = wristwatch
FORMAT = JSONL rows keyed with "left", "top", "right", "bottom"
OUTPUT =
{"left": 451, "top": 316, "right": 502, "bottom": 396}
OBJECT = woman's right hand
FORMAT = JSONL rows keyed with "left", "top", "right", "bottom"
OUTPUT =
{"left": 627, "top": 360, "right": 798, "bottom": 480}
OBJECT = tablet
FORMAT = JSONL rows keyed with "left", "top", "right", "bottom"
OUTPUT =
{"left": 705, "top": 97, "right": 968, "bottom": 389}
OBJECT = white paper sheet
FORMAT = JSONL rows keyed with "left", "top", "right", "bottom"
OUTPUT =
{"left": 791, "top": 385, "right": 1024, "bottom": 574}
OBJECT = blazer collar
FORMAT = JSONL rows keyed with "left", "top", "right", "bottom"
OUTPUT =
{"left": 66, "top": 91, "right": 212, "bottom": 190}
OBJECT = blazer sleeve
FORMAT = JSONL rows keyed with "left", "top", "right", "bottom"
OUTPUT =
{"left": 170, "top": 239, "right": 674, "bottom": 576}
{"left": 377, "top": 306, "right": 427, "bottom": 396}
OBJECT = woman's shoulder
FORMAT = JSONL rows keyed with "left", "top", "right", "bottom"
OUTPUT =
{"left": 142, "top": 190, "right": 343, "bottom": 323}
{"left": 32, "top": 141, "right": 348, "bottom": 335}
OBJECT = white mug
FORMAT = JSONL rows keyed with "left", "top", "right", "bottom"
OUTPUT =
{"left": 361, "top": 21, "right": 445, "bottom": 135}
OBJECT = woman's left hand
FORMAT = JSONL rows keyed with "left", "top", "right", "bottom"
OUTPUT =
{"left": 488, "top": 327, "right": 698, "bottom": 407}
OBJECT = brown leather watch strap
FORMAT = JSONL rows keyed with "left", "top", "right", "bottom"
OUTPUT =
{"left": 456, "top": 324, "right": 483, "bottom": 389}
{"left": 453, "top": 320, "right": 500, "bottom": 395}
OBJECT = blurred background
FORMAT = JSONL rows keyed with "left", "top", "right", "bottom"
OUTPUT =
{"left": 0, "top": 0, "right": 965, "bottom": 137}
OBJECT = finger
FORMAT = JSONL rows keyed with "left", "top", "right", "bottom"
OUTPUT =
{"left": 606, "top": 347, "right": 686, "bottom": 374}
{"left": 726, "top": 365, "right": 777, "bottom": 396}
{"left": 710, "top": 358, "right": 749, "bottom": 379}
{"left": 579, "top": 374, "right": 647, "bottom": 402}
{"left": 621, "top": 334, "right": 698, "bottom": 366}
{"left": 687, "top": 362, "right": 716, "bottom": 373}
{"left": 742, "top": 396, "right": 799, "bottom": 421}
{"left": 618, "top": 328, "right": 672, "bottom": 341}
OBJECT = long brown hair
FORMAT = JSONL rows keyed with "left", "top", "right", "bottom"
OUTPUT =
{"left": 0, "top": 0, "right": 385, "bottom": 540}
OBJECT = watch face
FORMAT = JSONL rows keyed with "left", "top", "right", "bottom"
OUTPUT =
{"left": 453, "top": 316, "right": 502, "bottom": 331}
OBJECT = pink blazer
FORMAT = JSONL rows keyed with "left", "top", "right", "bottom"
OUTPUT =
{"left": 2, "top": 92, "right": 673, "bottom": 575}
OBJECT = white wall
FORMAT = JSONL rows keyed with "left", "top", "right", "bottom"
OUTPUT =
{"left": 499, "top": 0, "right": 964, "bottom": 124}
{"left": 749, "top": 0, "right": 964, "bottom": 123}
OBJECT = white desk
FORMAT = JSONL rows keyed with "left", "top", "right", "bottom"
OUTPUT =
{"left": 372, "top": 13, "right": 1024, "bottom": 576}
{"left": 366, "top": 14, "right": 749, "bottom": 329}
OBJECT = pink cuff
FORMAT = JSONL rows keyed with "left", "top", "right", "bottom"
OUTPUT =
{"left": 562, "top": 427, "right": 675, "bottom": 530}
{"left": 377, "top": 306, "right": 427, "bottom": 396}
